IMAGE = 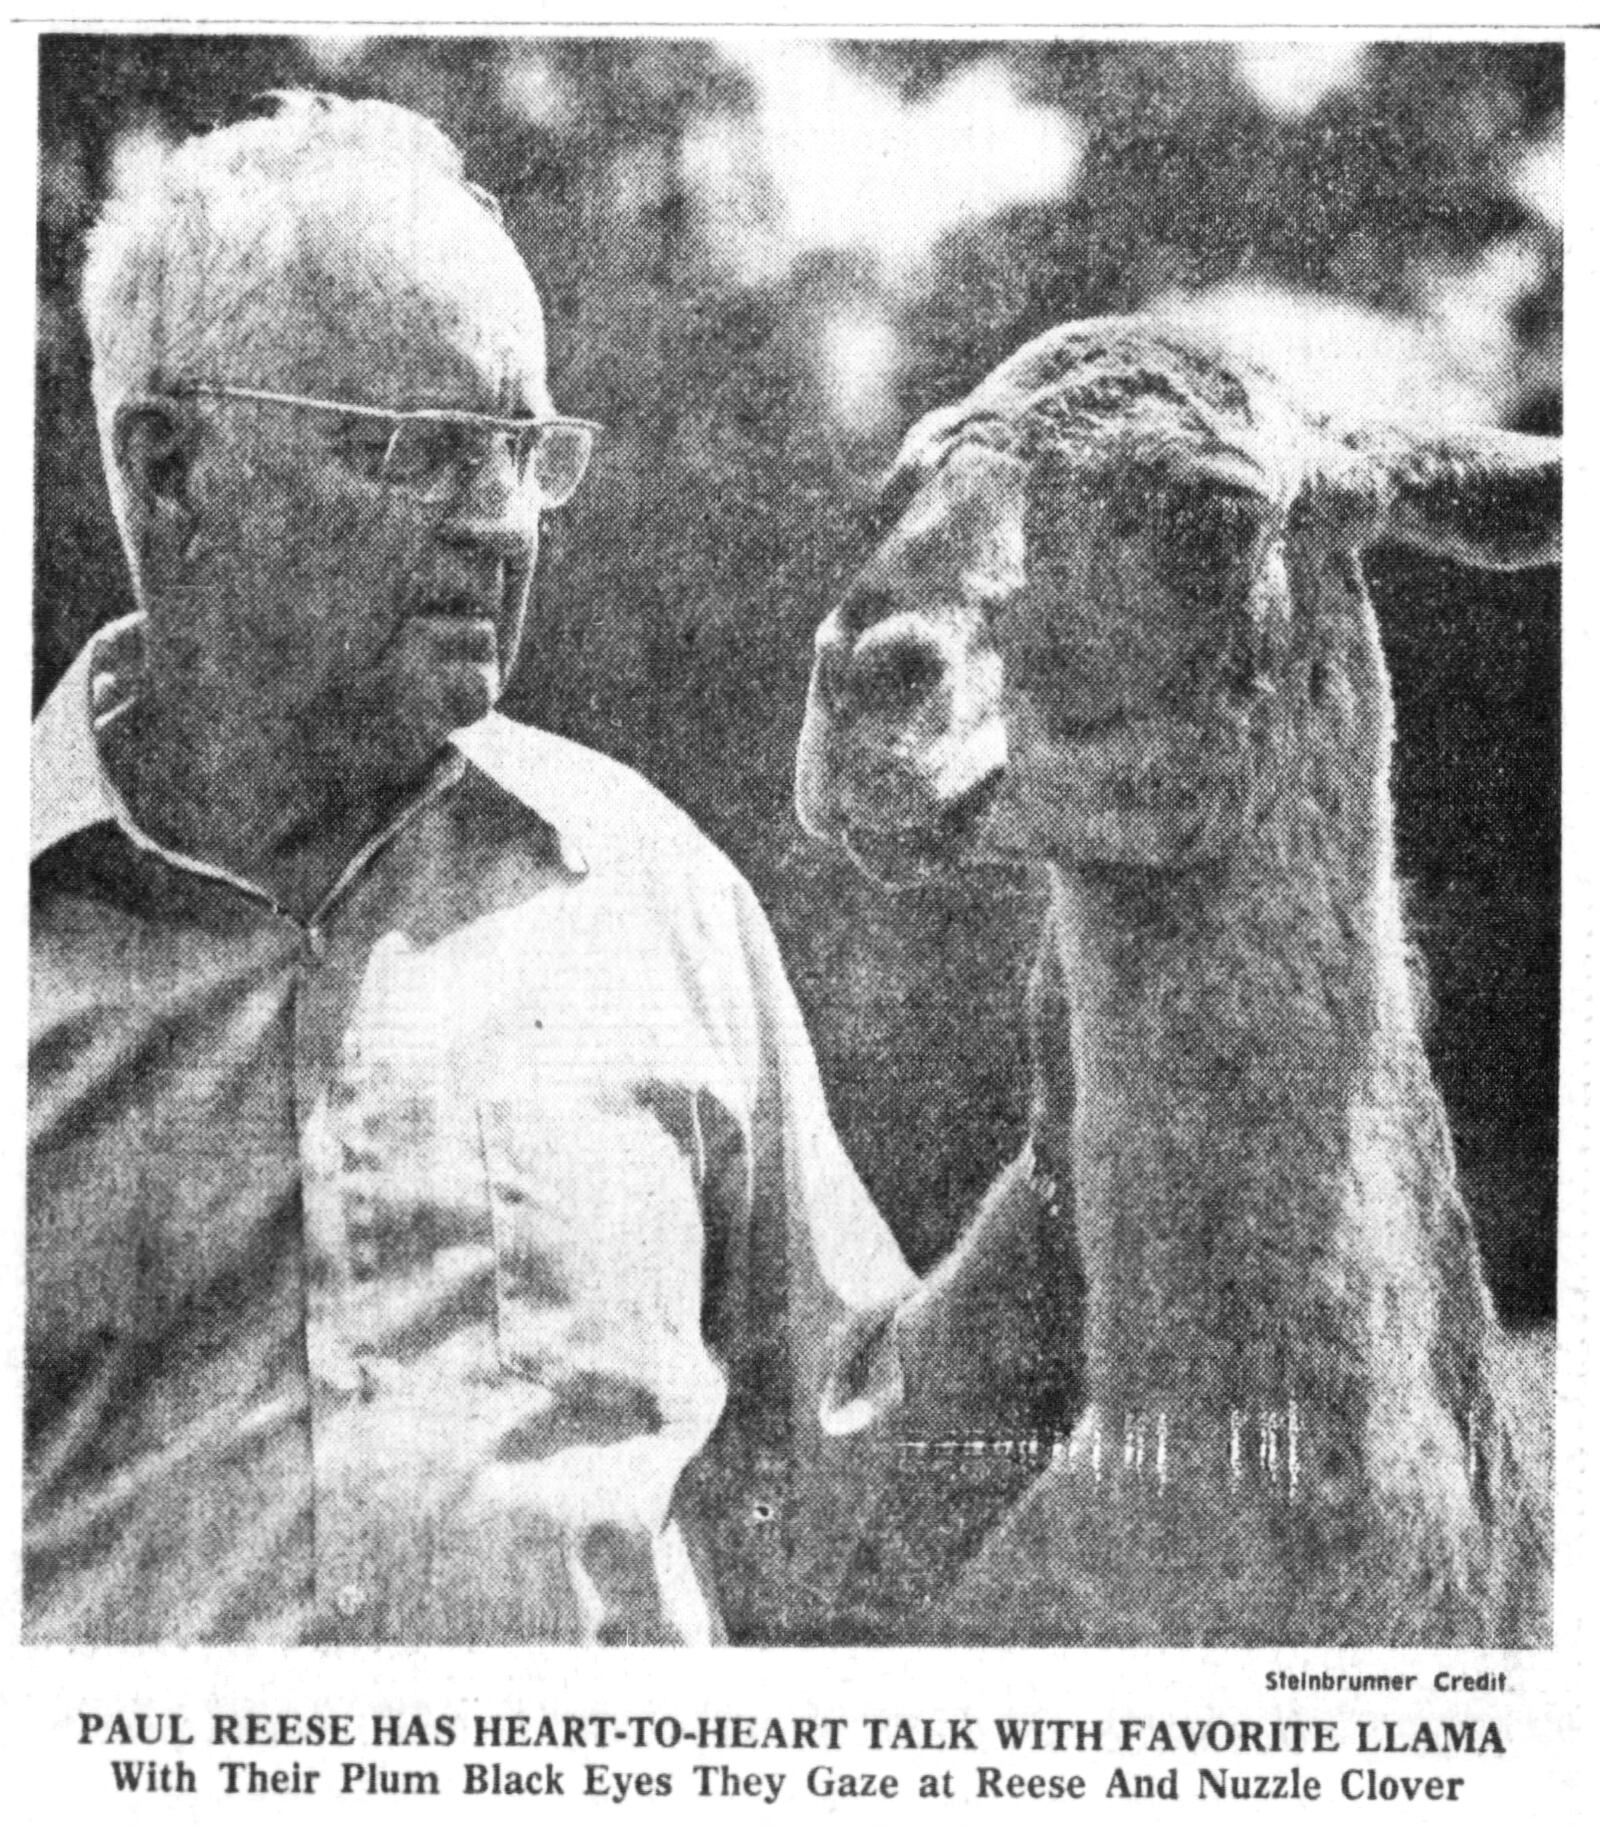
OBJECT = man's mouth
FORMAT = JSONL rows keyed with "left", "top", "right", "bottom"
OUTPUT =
{"left": 410, "top": 591, "right": 500, "bottom": 656}
{"left": 413, "top": 589, "right": 496, "bottom": 624}
{"left": 839, "top": 766, "right": 1006, "bottom": 889}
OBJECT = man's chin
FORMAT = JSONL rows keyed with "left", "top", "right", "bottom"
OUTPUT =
{"left": 440, "top": 662, "right": 502, "bottom": 733}
{"left": 385, "top": 662, "right": 501, "bottom": 757}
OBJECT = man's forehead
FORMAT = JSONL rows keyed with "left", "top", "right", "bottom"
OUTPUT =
{"left": 232, "top": 183, "right": 551, "bottom": 411}
{"left": 275, "top": 328, "right": 546, "bottom": 414}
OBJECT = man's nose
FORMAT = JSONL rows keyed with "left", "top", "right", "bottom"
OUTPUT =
{"left": 437, "top": 437, "right": 537, "bottom": 562}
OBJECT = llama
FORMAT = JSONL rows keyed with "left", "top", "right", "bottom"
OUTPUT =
{"left": 797, "top": 317, "right": 1558, "bottom": 1645}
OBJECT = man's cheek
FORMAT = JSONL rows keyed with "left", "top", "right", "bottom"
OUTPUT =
{"left": 497, "top": 563, "right": 537, "bottom": 673}
{"left": 282, "top": 475, "right": 412, "bottom": 572}
{"left": 328, "top": 509, "right": 415, "bottom": 590}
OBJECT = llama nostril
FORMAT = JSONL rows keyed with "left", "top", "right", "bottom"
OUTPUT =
{"left": 844, "top": 630, "right": 949, "bottom": 721}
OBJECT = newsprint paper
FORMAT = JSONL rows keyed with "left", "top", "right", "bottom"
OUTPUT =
{"left": 4, "top": 7, "right": 1595, "bottom": 1823}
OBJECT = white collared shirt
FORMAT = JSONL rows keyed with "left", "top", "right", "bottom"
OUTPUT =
{"left": 28, "top": 616, "right": 917, "bottom": 1644}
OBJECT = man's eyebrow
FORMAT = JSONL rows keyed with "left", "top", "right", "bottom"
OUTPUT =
{"left": 318, "top": 395, "right": 542, "bottom": 423}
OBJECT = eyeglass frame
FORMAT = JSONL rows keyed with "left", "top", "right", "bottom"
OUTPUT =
{"left": 135, "top": 382, "right": 602, "bottom": 508}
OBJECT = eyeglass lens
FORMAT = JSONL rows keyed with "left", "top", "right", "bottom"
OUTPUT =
{"left": 381, "top": 419, "right": 594, "bottom": 508}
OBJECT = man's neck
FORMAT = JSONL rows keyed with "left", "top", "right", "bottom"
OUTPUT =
{"left": 102, "top": 677, "right": 448, "bottom": 921}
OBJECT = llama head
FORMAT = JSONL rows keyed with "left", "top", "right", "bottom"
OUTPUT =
{"left": 797, "top": 316, "right": 1559, "bottom": 882}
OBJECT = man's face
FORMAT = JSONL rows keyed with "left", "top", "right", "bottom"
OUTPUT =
{"left": 166, "top": 193, "right": 553, "bottom": 767}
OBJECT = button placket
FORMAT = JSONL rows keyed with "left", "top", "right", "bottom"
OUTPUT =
{"left": 298, "top": 931, "right": 408, "bottom": 1631}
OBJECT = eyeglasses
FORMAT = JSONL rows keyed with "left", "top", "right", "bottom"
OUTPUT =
{"left": 162, "top": 384, "right": 600, "bottom": 508}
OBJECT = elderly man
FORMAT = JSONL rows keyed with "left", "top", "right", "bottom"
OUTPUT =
{"left": 28, "top": 93, "right": 1070, "bottom": 1645}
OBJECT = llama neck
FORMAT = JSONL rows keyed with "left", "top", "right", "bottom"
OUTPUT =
{"left": 1045, "top": 786, "right": 1487, "bottom": 1436}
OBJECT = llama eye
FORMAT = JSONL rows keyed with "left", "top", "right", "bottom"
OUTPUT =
{"left": 1157, "top": 480, "right": 1266, "bottom": 602}
{"left": 1105, "top": 490, "right": 1146, "bottom": 543}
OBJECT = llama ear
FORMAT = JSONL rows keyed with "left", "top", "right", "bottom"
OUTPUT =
{"left": 1347, "top": 425, "right": 1561, "bottom": 571}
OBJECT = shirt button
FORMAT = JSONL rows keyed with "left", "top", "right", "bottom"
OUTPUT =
{"left": 304, "top": 923, "right": 328, "bottom": 962}
{"left": 335, "top": 1583, "right": 368, "bottom": 1618}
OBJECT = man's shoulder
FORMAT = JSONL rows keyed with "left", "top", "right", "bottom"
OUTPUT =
{"left": 454, "top": 714, "right": 743, "bottom": 893}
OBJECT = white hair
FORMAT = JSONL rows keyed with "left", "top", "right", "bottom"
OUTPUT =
{"left": 82, "top": 90, "right": 543, "bottom": 563}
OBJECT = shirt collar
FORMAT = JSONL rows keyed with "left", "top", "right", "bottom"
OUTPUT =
{"left": 30, "top": 612, "right": 591, "bottom": 876}
{"left": 29, "top": 612, "right": 134, "bottom": 863}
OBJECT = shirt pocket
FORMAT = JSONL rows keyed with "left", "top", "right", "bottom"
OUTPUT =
{"left": 475, "top": 1092, "right": 725, "bottom": 1445}
{"left": 304, "top": 1027, "right": 502, "bottom": 1389}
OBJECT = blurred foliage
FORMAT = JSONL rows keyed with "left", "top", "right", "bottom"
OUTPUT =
{"left": 35, "top": 36, "right": 1559, "bottom": 1321}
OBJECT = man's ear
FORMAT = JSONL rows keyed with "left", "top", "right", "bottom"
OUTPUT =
{"left": 112, "top": 398, "right": 201, "bottom": 525}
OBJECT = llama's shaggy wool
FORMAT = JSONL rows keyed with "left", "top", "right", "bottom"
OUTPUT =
{"left": 800, "top": 316, "right": 1557, "bottom": 1646}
